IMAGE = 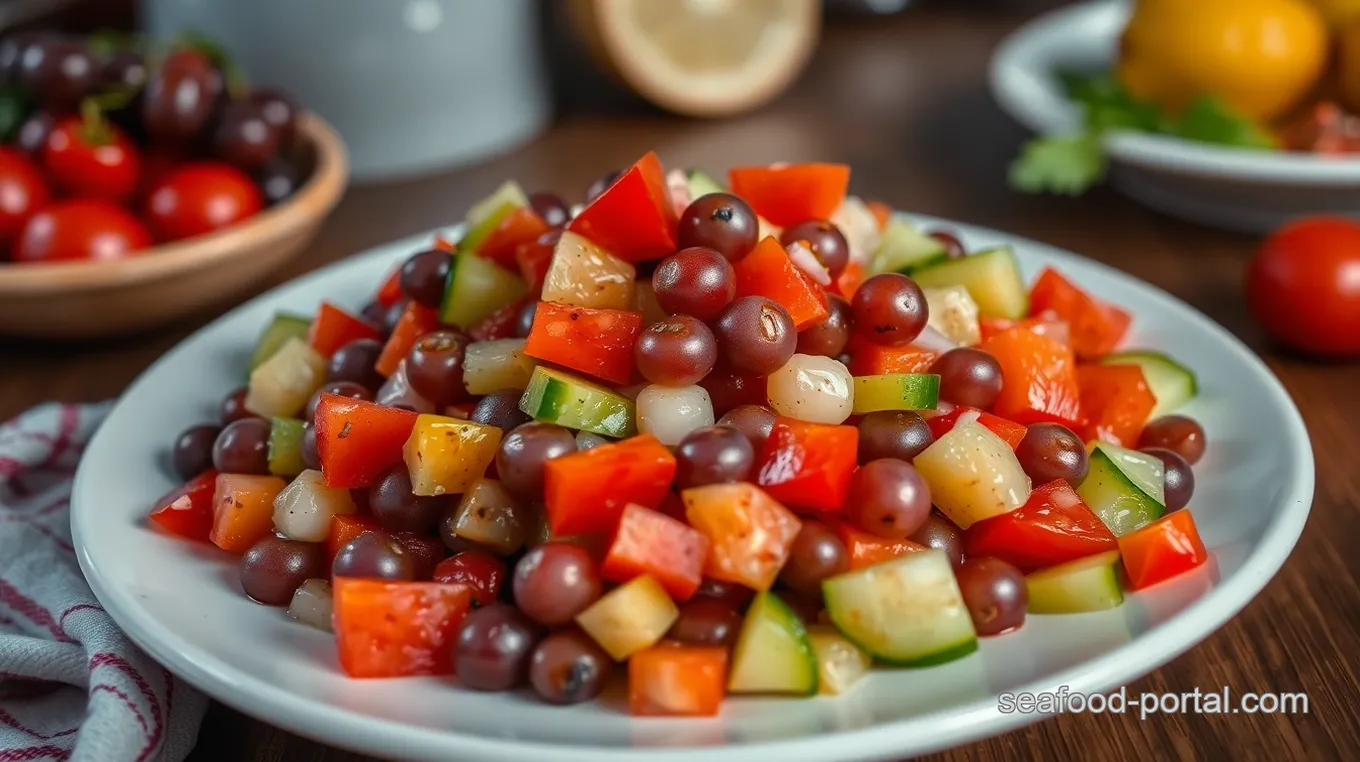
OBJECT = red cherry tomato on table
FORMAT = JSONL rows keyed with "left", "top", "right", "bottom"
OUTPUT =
{"left": 144, "top": 162, "right": 264, "bottom": 242}
{"left": 1246, "top": 217, "right": 1360, "bottom": 357}
{"left": 0, "top": 148, "right": 50, "bottom": 250}
{"left": 42, "top": 117, "right": 142, "bottom": 203}
{"left": 14, "top": 199, "right": 153, "bottom": 263}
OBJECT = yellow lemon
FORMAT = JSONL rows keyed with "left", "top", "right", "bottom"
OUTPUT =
{"left": 1306, "top": 0, "right": 1360, "bottom": 29}
{"left": 1117, "top": 0, "right": 1329, "bottom": 121}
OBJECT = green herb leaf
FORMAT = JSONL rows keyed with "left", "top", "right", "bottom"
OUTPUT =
{"left": 0, "top": 87, "right": 32, "bottom": 143}
{"left": 1009, "top": 134, "right": 1107, "bottom": 196}
{"left": 1171, "top": 96, "right": 1277, "bottom": 150}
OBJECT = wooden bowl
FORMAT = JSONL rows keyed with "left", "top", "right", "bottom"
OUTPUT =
{"left": 0, "top": 112, "right": 348, "bottom": 339}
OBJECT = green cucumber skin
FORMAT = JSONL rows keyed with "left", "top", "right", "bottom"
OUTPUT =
{"left": 872, "top": 219, "right": 949, "bottom": 275}
{"left": 250, "top": 313, "right": 311, "bottom": 371}
{"left": 871, "top": 636, "right": 979, "bottom": 668}
{"left": 912, "top": 246, "right": 1028, "bottom": 320}
{"left": 519, "top": 368, "right": 636, "bottom": 438}
{"left": 1026, "top": 552, "right": 1125, "bottom": 614}
{"left": 853, "top": 373, "right": 941, "bottom": 413}
{"left": 267, "top": 417, "right": 306, "bottom": 477}
{"left": 1078, "top": 448, "right": 1164, "bottom": 537}
{"left": 685, "top": 169, "right": 726, "bottom": 198}
{"left": 1101, "top": 350, "right": 1198, "bottom": 418}
{"left": 729, "top": 591, "right": 819, "bottom": 695}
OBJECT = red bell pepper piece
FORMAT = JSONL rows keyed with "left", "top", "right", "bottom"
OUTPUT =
{"left": 1076, "top": 364, "right": 1155, "bottom": 447}
{"left": 148, "top": 469, "right": 219, "bottom": 541}
{"left": 602, "top": 504, "right": 709, "bottom": 601}
{"left": 210, "top": 473, "right": 287, "bottom": 554}
{"left": 835, "top": 260, "right": 867, "bottom": 299}
{"left": 567, "top": 151, "right": 678, "bottom": 262}
{"left": 524, "top": 301, "right": 643, "bottom": 385}
{"left": 682, "top": 482, "right": 802, "bottom": 591}
{"left": 1117, "top": 510, "right": 1208, "bottom": 590}
{"left": 307, "top": 302, "right": 381, "bottom": 358}
{"left": 755, "top": 417, "right": 858, "bottom": 514}
{"left": 927, "top": 407, "right": 1027, "bottom": 450}
{"left": 629, "top": 643, "right": 728, "bottom": 717}
{"left": 1028, "top": 267, "right": 1131, "bottom": 359}
{"left": 433, "top": 234, "right": 456, "bottom": 252}
{"left": 326, "top": 514, "right": 382, "bottom": 570}
{"left": 476, "top": 206, "right": 550, "bottom": 268}
{"left": 468, "top": 295, "right": 531, "bottom": 342}
{"left": 732, "top": 237, "right": 829, "bottom": 330}
{"left": 375, "top": 301, "right": 442, "bottom": 378}
{"left": 979, "top": 310, "right": 1071, "bottom": 347}
{"left": 728, "top": 163, "right": 850, "bottom": 227}
{"left": 963, "top": 479, "right": 1117, "bottom": 572}
{"left": 333, "top": 578, "right": 473, "bottom": 678}
{"left": 834, "top": 521, "right": 927, "bottom": 570}
{"left": 374, "top": 267, "right": 404, "bottom": 308}
{"left": 314, "top": 394, "right": 419, "bottom": 489}
{"left": 979, "top": 326, "right": 1082, "bottom": 427}
{"left": 514, "top": 235, "right": 555, "bottom": 295}
{"left": 847, "top": 338, "right": 937, "bottom": 376}
{"left": 866, "top": 200, "right": 893, "bottom": 231}
{"left": 543, "top": 435, "right": 677, "bottom": 536}
{"left": 432, "top": 550, "right": 506, "bottom": 608}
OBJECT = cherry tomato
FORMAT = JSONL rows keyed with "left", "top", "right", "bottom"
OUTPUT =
{"left": 1246, "top": 217, "right": 1360, "bottom": 357}
{"left": 144, "top": 162, "right": 264, "bottom": 242}
{"left": 0, "top": 147, "right": 50, "bottom": 250}
{"left": 43, "top": 117, "right": 142, "bottom": 203}
{"left": 14, "top": 199, "right": 153, "bottom": 263}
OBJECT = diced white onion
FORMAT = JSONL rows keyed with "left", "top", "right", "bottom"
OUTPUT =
{"left": 287, "top": 578, "right": 333, "bottom": 632}
{"left": 463, "top": 339, "right": 536, "bottom": 395}
{"left": 273, "top": 469, "right": 357, "bottom": 542}
{"left": 767, "top": 354, "right": 854, "bottom": 424}
{"left": 636, "top": 385, "right": 714, "bottom": 446}
{"left": 913, "top": 325, "right": 959, "bottom": 352}
{"left": 956, "top": 409, "right": 982, "bottom": 428}
{"left": 375, "top": 360, "right": 436, "bottom": 413}
{"left": 831, "top": 196, "right": 882, "bottom": 267}
{"left": 786, "top": 240, "right": 831, "bottom": 286}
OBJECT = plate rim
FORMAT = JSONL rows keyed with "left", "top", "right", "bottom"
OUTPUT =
{"left": 72, "top": 218, "right": 1315, "bottom": 762}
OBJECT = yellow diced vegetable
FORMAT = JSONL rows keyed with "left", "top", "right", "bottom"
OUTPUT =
{"left": 542, "top": 231, "right": 637, "bottom": 310}
{"left": 913, "top": 421, "right": 1030, "bottom": 529}
{"left": 245, "top": 337, "right": 326, "bottom": 419}
{"left": 807, "top": 626, "right": 871, "bottom": 695}
{"left": 575, "top": 575, "right": 678, "bottom": 661}
{"left": 402, "top": 414, "right": 503, "bottom": 496}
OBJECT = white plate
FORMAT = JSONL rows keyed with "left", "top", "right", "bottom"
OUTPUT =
{"left": 990, "top": 0, "right": 1360, "bottom": 233}
{"left": 73, "top": 219, "right": 1313, "bottom": 762}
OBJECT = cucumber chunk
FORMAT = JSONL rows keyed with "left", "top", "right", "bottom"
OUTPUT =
{"left": 851, "top": 373, "right": 940, "bottom": 414}
{"left": 685, "top": 169, "right": 726, "bottom": 198}
{"left": 1101, "top": 350, "right": 1198, "bottom": 418}
{"left": 519, "top": 366, "right": 637, "bottom": 438}
{"left": 267, "top": 417, "right": 306, "bottom": 477}
{"left": 728, "top": 591, "right": 818, "bottom": 695}
{"left": 870, "top": 218, "right": 948, "bottom": 276}
{"left": 460, "top": 180, "right": 531, "bottom": 253}
{"left": 911, "top": 246, "right": 1028, "bottom": 320}
{"left": 1076, "top": 443, "right": 1165, "bottom": 536}
{"left": 1026, "top": 550, "right": 1125, "bottom": 613}
{"left": 822, "top": 549, "right": 978, "bottom": 667}
{"left": 250, "top": 312, "right": 311, "bottom": 371}
{"left": 438, "top": 252, "right": 529, "bottom": 328}
{"left": 807, "top": 626, "right": 871, "bottom": 695}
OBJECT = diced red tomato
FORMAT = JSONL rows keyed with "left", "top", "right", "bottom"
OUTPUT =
{"left": 1028, "top": 267, "right": 1131, "bottom": 359}
{"left": 732, "top": 236, "right": 829, "bottom": 330}
{"left": 333, "top": 578, "right": 472, "bottom": 678}
{"left": 210, "top": 473, "right": 287, "bottom": 553}
{"left": 307, "top": 302, "right": 381, "bottom": 358}
{"left": 544, "top": 435, "right": 677, "bottom": 536}
{"left": 1076, "top": 364, "right": 1155, "bottom": 447}
{"left": 431, "top": 550, "right": 506, "bottom": 608}
{"left": 468, "top": 296, "right": 531, "bottom": 342}
{"left": 629, "top": 642, "right": 728, "bottom": 717}
{"left": 1117, "top": 510, "right": 1208, "bottom": 591}
{"left": 866, "top": 200, "right": 893, "bottom": 231}
{"left": 964, "top": 480, "right": 1117, "bottom": 572}
{"left": 523, "top": 301, "right": 643, "bottom": 385}
{"left": 476, "top": 206, "right": 550, "bottom": 268}
{"left": 567, "top": 151, "right": 678, "bottom": 262}
{"left": 514, "top": 236, "right": 555, "bottom": 295}
{"left": 927, "top": 407, "right": 1027, "bottom": 449}
{"left": 375, "top": 267, "right": 404, "bottom": 308}
{"left": 326, "top": 514, "right": 382, "bottom": 570}
{"left": 148, "top": 469, "right": 219, "bottom": 541}
{"left": 375, "top": 301, "right": 441, "bottom": 378}
{"left": 728, "top": 163, "right": 849, "bottom": 227}
{"left": 314, "top": 394, "right": 419, "bottom": 489}
{"left": 847, "top": 338, "right": 937, "bottom": 376}
{"left": 980, "top": 326, "right": 1082, "bottom": 427}
{"left": 835, "top": 260, "right": 867, "bottom": 299}
{"left": 834, "top": 521, "right": 927, "bottom": 570}
{"left": 755, "top": 418, "right": 858, "bottom": 514}
{"left": 602, "top": 504, "right": 709, "bottom": 601}
{"left": 682, "top": 482, "right": 802, "bottom": 591}
{"left": 979, "top": 310, "right": 1071, "bottom": 347}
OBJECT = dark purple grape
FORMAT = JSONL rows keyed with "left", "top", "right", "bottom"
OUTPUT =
{"left": 930, "top": 348, "right": 1004, "bottom": 409}
{"left": 512, "top": 543, "right": 603, "bottom": 625}
{"left": 851, "top": 273, "right": 928, "bottom": 347}
{"left": 674, "top": 426, "right": 754, "bottom": 489}
{"left": 1015, "top": 423, "right": 1089, "bottom": 486}
{"left": 910, "top": 513, "right": 965, "bottom": 567}
{"left": 529, "top": 192, "right": 570, "bottom": 228}
{"left": 212, "top": 99, "right": 281, "bottom": 171}
{"left": 220, "top": 386, "right": 257, "bottom": 424}
{"left": 845, "top": 459, "right": 932, "bottom": 538}
{"left": 255, "top": 156, "right": 304, "bottom": 205}
{"left": 456, "top": 603, "right": 541, "bottom": 691}
{"left": 332, "top": 532, "right": 415, "bottom": 581}
{"left": 239, "top": 536, "right": 325, "bottom": 606}
{"left": 779, "top": 588, "right": 823, "bottom": 624}
{"left": 781, "top": 220, "right": 849, "bottom": 279}
{"left": 406, "top": 331, "right": 469, "bottom": 406}
{"left": 677, "top": 192, "right": 759, "bottom": 262}
{"left": 693, "top": 578, "right": 754, "bottom": 610}
{"left": 391, "top": 532, "right": 445, "bottom": 581}
{"left": 955, "top": 557, "right": 1027, "bottom": 635}
{"left": 857, "top": 410, "right": 934, "bottom": 463}
{"left": 699, "top": 365, "right": 765, "bottom": 417}
{"left": 471, "top": 389, "right": 532, "bottom": 433}
{"left": 399, "top": 250, "right": 452, "bottom": 309}
{"left": 172, "top": 423, "right": 222, "bottom": 480}
{"left": 0, "top": 35, "right": 37, "bottom": 85}
{"left": 666, "top": 600, "right": 743, "bottom": 646}
{"left": 305, "top": 381, "right": 371, "bottom": 423}
{"left": 300, "top": 422, "right": 321, "bottom": 471}
{"left": 16, "top": 111, "right": 54, "bottom": 157}
{"left": 248, "top": 88, "right": 299, "bottom": 145}
{"left": 360, "top": 301, "right": 388, "bottom": 332}
{"left": 369, "top": 465, "right": 447, "bottom": 534}
{"left": 779, "top": 520, "right": 848, "bottom": 595}
{"left": 635, "top": 315, "right": 719, "bottom": 386}
{"left": 651, "top": 247, "right": 736, "bottom": 322}
{"left": 21, "top": 37, "right": 96, "bottom": 112}
{"left": 212, "top": 418, "right": 271, "bottom": 474}
{"left": 101, "top": 49, "right": 148, "bottom": 93}
{"left": 797, "top": 294, "right": 852, "bottom": 358}
{"left": 327, "top": 338, "right": 385, "bottom": 390}
{"left": 515, "top": 300, "right": 537, "bottom": 339}
{"left": 1138, "top": 415, "right": 1206, "bottom": 465}
{"left": 529, "top": 629, "right": 612, "bottom": 704}
{"left": 928, "top": 229, "right": 966, "bottom": 258}
{"left": 496, "top": 423, "right": 576, "bottom": 500}
{"left": 714, "top": 296, "right": 796, "bottom": 375}
{"left": 717, "top": 405, "right": 776, "bottom": 453}
{"left": 142, "top": 48, "right": 218, "bottom": 144}
{"left": 1142, "top": 447, "right": 1195, "bottom": 512}
{"left": 586, "top": 169, "right": 622, "bottom": 202}
{"left": 383, "top": 299, "right": 409, "bottom": 335}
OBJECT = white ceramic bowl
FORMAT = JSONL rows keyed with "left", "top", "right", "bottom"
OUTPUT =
{"left": 990, "top": 0, "right": 1360, "bottom": 233}
{"left": 73, "top": 218, "right": 1313, "bottom": 762}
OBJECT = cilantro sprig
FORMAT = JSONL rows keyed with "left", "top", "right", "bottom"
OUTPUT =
{"left": 1009, "top": 72, "right": 1278, "bottom": 195}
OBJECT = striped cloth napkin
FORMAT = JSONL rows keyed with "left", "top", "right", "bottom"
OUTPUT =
{"left": 0, "top": 403, "right": 206, "bottom": 762}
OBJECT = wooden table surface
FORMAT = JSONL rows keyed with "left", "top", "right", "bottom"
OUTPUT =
{"left": 3, "top": 2, "right": 1357, "bottom": 760}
